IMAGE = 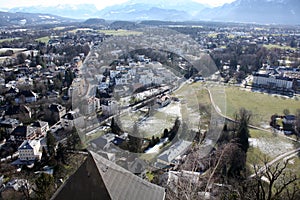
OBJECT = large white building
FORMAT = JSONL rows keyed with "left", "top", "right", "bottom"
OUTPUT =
{"left": 18, "top": 140, "right": 42, "bottom": 161}
{"left": 252, "top": 74, "right": 293, "bottom": 89}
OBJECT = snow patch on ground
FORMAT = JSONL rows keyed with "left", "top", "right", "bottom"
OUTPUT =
{"left": 249, "top": 137, "right": 294, "bottom": 157}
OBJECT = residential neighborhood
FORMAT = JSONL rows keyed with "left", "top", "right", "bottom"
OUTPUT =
{"left": 0, "top": 2, "right": 300, "bottom": 199}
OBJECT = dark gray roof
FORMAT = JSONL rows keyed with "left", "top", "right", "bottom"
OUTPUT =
{"left": 52, "top": 151, "right": 165, "bottom": 200}
{"left": 49, "top": 103, "right": 65, "bottom": 112}
{"left": 31, "top": 120, "right": 48, "bottom": 128}
{"left": 0, "top": 118, "right": 20, "bottom": 128}
{"left": 18, "top": 140, "right": 33, "bottom": 150}
{"left": 11, "top": 126, "right": 36, "bottom": 138}
{"left": 157, "top": 140, "right": 192, "bottom": 164}
{"left": 90, "top": 151, "right": 165, "bottom": 200}
{"left": 62, "top": 111, "right": 80, "bottom": 120}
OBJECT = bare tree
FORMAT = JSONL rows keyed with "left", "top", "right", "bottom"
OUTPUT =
{"left": 248, "top": 158, "right": 300, "bottom": 200}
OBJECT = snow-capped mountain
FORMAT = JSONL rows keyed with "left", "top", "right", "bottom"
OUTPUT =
{"left": 198, "top": 0, "right": 300, "bottom": 24}
{"left": 8, "top": 4, "right": 99, "bottom": 19}
{"left": 0, "top": 11, "right": 74, "bottom": 26}
{"left": 2, "top": 0, "right": 300, "bottom": 25}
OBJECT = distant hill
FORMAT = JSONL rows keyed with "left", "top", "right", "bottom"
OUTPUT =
{"left": 0, "top": 11, "right": 74, "bottom": 26}
{"left": 83, "top": 18, "right": 106, "bottom": 25}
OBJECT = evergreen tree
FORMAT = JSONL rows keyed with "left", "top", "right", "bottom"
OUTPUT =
{"left": 34, "top": 173, "right": 55, "bottom": 200}
{"left": 46, "top": 132, "right": 56, "bottom": 158}
{"left": 56, "top": 143, "right": 67, "bottom": 164}
{"left": 128, "top": 123, "right": 143, "bottom": 153}
{"left": 235, "top": 108, "right": 251, "bottom": 153}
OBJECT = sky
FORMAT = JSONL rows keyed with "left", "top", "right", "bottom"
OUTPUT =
{"left": 0, "top": 0, "right": 236, "bottom": 10}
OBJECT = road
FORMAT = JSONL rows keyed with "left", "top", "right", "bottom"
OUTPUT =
{"left": 248, "top": 148, "right": 300, "bottom": 178}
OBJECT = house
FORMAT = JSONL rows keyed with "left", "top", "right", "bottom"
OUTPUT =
{"left": 5, "top": 86, "right": 19, "bottom": 97}
{"left": 283, "top": 115, "right": 296, "bottom": 124}
{"left": 0, "top": 179, "right": 30, "bottom": 200}
{"left": 283, "top": 115, "right": 296, "bottom": 134}
{"left": 52, "top": 151, "right": 166, "bottom": 200}
{"left": 49, "top": 103, "right": 66, "bottom": 122}
{"left": 5, "top": 105, "right": 32, "bottom": 119}
{"left": 82, "top": 97, "right": 100, "bottom": 115}
{"left": 90, "top": 133, "right": 117, "bottom": 150}
{"left": 47, "top": 90, "right": 60, "bottom": 100}
{"left": 252, "top": 73, "right": 293, "bottom": 90}
{"left": 15, "top": 90, "right": 38, "bottom": 104}
{"left": 0, "top": 117, "right": 21, "bottom": 134}
{"left": 157, "top": 95, "right": 171, "bottom": 107}
{"left": 125, "top": 155, "right": 147, "bottom": 175}
{"left": 61, "top": 111, "right": 84, "bottom": 130}
{"left": 18, "top": 140, "right": 42, "bottom": 161}
{"left": 31, "top": 121, "right": 49, "bottom": 136}
{"left": 10, "top": 126, "right": 37, "bottom": 142}
{"left": 157, "top": 140, "right": 192, "bottom": 166}
{"left": 101, "top": 100, "right": 118, "bottom": 116}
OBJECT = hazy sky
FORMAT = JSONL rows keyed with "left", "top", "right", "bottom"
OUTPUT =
{"left": 0, "top": 0, "right": 236, "bottom": 9}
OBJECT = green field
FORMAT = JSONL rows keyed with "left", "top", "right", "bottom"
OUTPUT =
{"left": 36, "top": 36, "right": 50, "bottom": 43}
{"left": 223, "top": 87, "right": 300, "bottom": 126}
{"left": 98, "top": 29, "right": 143, "bottom": 36}
{"left": 247, "top": 129, "right": 300, "bottom": 177}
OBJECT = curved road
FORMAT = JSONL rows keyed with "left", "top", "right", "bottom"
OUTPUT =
{"left": 204, "top": 83, "right": 300, "bottom": 178}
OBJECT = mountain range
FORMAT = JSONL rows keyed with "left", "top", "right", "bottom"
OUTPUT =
{"left": 0, "top": 11, "right": 74, "bottom": 26}
{"left": 1, "top": 0, "right": 300, "bottom": 25}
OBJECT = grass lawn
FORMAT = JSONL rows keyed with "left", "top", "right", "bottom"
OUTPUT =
{"left": 98, "top": 29, "right": 143, "bottom": 36}
{"left": 224, "top": 87, "right": 300, "bottom": 126}
{"left": 247, "top": 128, "right": 299, "bottom": 174}
{"left": 247, "top": 146, "right": 270, "bottom": 170}
{"left": 263, "top": 44, "right": 296, "bottom": 51}
{"left": 36, "top": 36, "right": 50, "bottom": 43}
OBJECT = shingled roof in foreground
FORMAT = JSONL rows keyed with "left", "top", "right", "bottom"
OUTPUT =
{"left": 52, "top": 151, "right": 165, "bottom": 200}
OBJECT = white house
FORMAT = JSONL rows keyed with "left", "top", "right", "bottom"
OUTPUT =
{"left": 18, "top": 140, "right": 42, "bottom": 161}
{"left": 31, "top": 121, "right": 49, "bottom": 136}
{"left": 252, "top": 74, "right": 293, "bottom": 89}
{"left": 157, "top": 95, "right": 171, "bottom": 107}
